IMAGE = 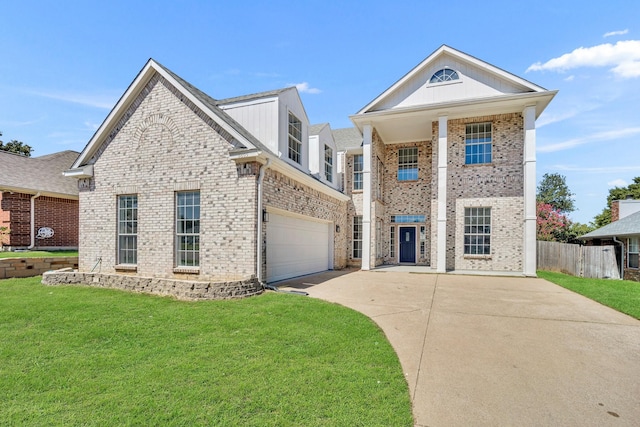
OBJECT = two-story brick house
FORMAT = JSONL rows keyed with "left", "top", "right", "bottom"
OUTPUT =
{"left": 341, "top": 45, "right": 556, "bottom": 276}
{"left": 62, "top": 45, "right": 555, "bottom": 294}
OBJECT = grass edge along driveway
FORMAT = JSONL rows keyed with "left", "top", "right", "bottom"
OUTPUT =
{"left": 0, "top": 276, "right": 412, "bottom": 426}
{"left": 538, "top": 270, "right": 640, "bottom": 320}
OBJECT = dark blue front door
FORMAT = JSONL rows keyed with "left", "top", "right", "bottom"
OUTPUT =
{"left": 399, "top": 227, "right": 416, "bottom": 263}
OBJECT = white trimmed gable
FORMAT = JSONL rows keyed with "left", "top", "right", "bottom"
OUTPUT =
{"left": 360, "top": 45, "right": 547, "bottom": 114}
{"left": 308, "top": 124, "right": 338, "bottom": 189}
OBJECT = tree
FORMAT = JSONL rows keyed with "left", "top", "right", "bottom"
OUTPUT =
{"left": 536, "top": 201, "right": 570, "bottom": 241}
{"left": 537, "top": 173, "right": 575, "bottom": 213}
{"left": 0, "top": 131, "right": 33, "bottom": 157}
{"left": 593, "top": 177, "right": 640, "bottom": 227}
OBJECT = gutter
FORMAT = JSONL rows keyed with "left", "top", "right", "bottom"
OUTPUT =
{"left": 27, "top": 192, "right": 41, "bottom": 249}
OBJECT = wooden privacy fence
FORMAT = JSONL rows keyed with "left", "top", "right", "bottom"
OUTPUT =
{"left": 537, "top": 241, "right": 620, "bottom": 279}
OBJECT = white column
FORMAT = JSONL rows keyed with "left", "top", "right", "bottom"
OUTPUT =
{"left": 523, "top": 106, "right": 537, "bottom": 276}
{"left": 361, "top": 124, "right": 372, "bottom": 270}
{"left": 436, "top": 116, "right": 448, "bottom": 273}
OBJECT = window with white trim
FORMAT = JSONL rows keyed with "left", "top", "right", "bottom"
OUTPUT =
{"left": 353, "top": 216, "right": 363, "bottom": 259}
{"left": 353, "top": 154, "right": 363, "bottom": 190}
{"left": 420, "top": 225, "right": 426, "bottom": 257}
{"left": 117, "top": 195, "right": 137, "bottom": 265}
{"left": 465, "top": 123, "right": 492, "bottom": 165}
{"left": 429, "top": 68, "right": 459, "bottom": 83}
{"left": 464, "top": 207, "right": 491, "bottom": 255}
{"left": 324, "top": 145, "right": 333, "bottom": 183}
{"left": 376, "top": 219, "right": 382, "bottom": 258}
{"left": 376, "top": 157, "right": 384, "bottom": 200}
{"left": 390, "top": 226, "right": 395, "bottom": 258}
{"left": 628, "top": 237, "right": 639, "bottom": 269}
{"left": 398, "top": 147, "right": 418, "bottom": 181}
{"left": 176, "top": 191, "right": 200, "bottom": 267}
{"left": 288, "top": 112, "right": 302, "bottom": 164}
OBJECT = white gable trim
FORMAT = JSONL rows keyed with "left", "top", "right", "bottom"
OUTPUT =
{"left": 71, "top": 59, "right": 259, "bottom": 170}
{"left": 357, "top": 45, "right": 548, "bottom": 115}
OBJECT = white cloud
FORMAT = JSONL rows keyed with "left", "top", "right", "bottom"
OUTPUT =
{"left": 564, "top": 75, "right": 575, "bottom": 82}
{"left": 538, "top": 127, "right": 640, "bottom": 153}
{"left": 289, "top": 82, "right": 321, "bottom": 94}
{"left": 550, "top": 164, "right": 640, "bottom": 173}
{"left": 604, "top": 29, "right": 628, "bottom": 38}
{"left": 28, "top": 89, "right": 117, "bottom": 109}
{"left": 607, "top": 179, "right": 628, "bottom": 187}
{"left": 526, "top": 40, "right": 640, "bottom": 78}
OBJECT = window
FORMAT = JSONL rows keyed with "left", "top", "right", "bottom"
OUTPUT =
{"left": 353, "top": 216, "right": 363, "bottom": 259}
{"left": 629, "top": 237, "right": 639, "bottom": 269}
{"left": 376, "top": 220, "right": 382, "bottom": 258}
{"left": 398, "top": 147, "right": 418, "bottom": 181}
{"left": 465, "top": 123, "right": 492, "bottom": 164}
{"left": 390, "top": 226, "right": 395, "bottom": 258}
{"left": 391, "top": 215, "right": 426, "bottom": 223}
{"left": 324, "top": 145, "right": 333, "bottom": 183}
{"left": 464, "top": 207, "right": 491, "bottom": 255}
{"left": 176, "top": 191, "right": 200, "bottom": 267}
{"left": 117, "top": 195, "right": 138, "bottom": 264}
{"left": 353, "top": 154, "right": 363, "bottom": 190}
{"left": 376, "top": 157, "right": 384, "bottom": 200}
{"left": 429, "top": 68, "right": 459, "bottom": 83}
{"left": 420, "top": 226, "right": 426, "bottom": 257}
{"left": 288, "top": 112, "right": 302, "bottom": 164}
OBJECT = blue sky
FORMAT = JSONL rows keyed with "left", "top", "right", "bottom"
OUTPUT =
{"left": 1, "top": 1, "right": 639, "bottom": 224}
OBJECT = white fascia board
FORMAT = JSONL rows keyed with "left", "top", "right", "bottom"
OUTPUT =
{"left": 63, "top": 164, "right": 94, "bottom": 178}
{"left": 229, "top": 149, "right": 350, "bottom": 202}
{"left": 351, "top": 90, "right": 557, "bottom": 128}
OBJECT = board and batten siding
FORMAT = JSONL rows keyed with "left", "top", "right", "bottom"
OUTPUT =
{"left": 219, "top": 98, "right": 279, "bottom": 154}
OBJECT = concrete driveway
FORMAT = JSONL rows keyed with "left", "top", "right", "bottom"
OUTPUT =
{"left": 277, "top": 269, "right": 640, "bottom": 427}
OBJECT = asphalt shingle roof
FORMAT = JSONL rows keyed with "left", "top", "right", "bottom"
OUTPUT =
{"left": 332, "top": 127, "right": 362, "bottom": 151}
{"left": 309, "top": 123, "right": 329, "bottom": 135}
{"left": 580, "top": 211, "right": 640, "bottom": 239}
{"left": 216, "top": 88, "right": 293, "bottom": 105}
{"left": 0, "top": 150, "right": 79, "bottom": 198}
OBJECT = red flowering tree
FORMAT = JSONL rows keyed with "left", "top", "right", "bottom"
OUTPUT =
{"left": 536, "top": 201, "right": 570, "bottom": 241}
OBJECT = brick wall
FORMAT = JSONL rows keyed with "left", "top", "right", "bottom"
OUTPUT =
{"left": 611, "top": 201, "right": 620, "bottom": 222}
{"left": 0, "top": 256, "right": 78, "bottom": 279}
{"left": 433, "top": 113, "right": 525, "bottom": 271}
{"left": 78, "top": 74, "right": 258, "bottom": 282}
{"left": 0, "top": 192, "right": 78, "bottom": 248}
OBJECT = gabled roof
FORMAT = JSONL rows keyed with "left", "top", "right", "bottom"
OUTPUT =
{"left": 0, "top": 150, "right": 79, "bottom": 199}
{"left": 579, "top": 211, "right": 640, "bottom": 239}
{"left": 309, "top": 123, "right": 329, "bottom": 135}
{"left": 217, "top": 87, "right": 295, "bottom": 106}
{"left": 357, "top": 44, "right": 551, "bottom": 115}
{"left": 70, "top": 59, "right": 272, "bottom": 170}
{"left": 332, "top": 127, "right": 362, "bottom": 151}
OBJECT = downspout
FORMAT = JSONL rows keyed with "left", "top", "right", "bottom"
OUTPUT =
{"left": 28, "top": 192, "right": 41, "bottom": 249}
{"left": 612, "top": 237, "right": 625, "bottom": 279}
{"left": 256, "top": 159, "right": 271, "bottom": 284}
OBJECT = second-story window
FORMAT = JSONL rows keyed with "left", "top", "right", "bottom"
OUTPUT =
{"left": 398, "top": 147, "right": 418, "bottom": 181}
{"left": 288, "top": 112, "right": 302, "bottom": 164}
{"left": 353, "top": 154, "right": 363, "bottom": 190}
{"left": 465, "top": 123, "right": 492, "bottom": 165}
{"left": 324, "top": 145, "right": 333, "bottom": 183}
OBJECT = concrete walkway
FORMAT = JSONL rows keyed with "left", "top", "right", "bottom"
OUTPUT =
{"left": 277, "top": 270, "right": 640, "bottom": 426}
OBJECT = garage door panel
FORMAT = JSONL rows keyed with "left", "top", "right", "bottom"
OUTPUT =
{"left": 266, "top": 213, "right": 330, "bottom": 282}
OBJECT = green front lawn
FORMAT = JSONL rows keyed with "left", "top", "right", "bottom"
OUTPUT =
{"left": 538, "top": 270, "right": 640, "bottom": 320}
{"left": 0, "top": 277, "right": 412, "bottom": 426}
{"left": 0, "top": 250, "right": 78, "bottom": 259}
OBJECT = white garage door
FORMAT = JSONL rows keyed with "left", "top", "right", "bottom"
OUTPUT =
{"left": 266, "top": 212, "right": 331, "bottom": 283}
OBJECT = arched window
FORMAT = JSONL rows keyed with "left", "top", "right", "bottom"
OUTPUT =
{"left": 429, "top": 68, "right": 459, "bottom": 83}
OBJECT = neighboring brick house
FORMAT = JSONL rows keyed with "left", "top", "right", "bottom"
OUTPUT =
{"left": 0, "top": 150, "right": 79, "bottom": 250}
{"left": 64, "top": 45, "right": 555, "bottom": 287}
{"left": 580, "top": 200, "right": 640, "bottom": 281}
